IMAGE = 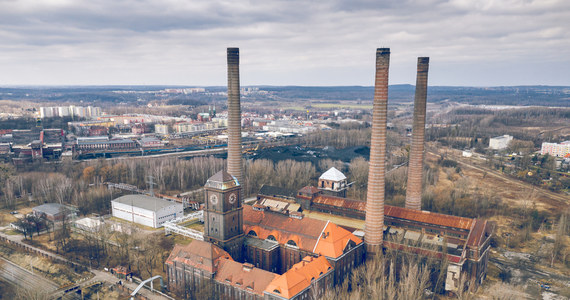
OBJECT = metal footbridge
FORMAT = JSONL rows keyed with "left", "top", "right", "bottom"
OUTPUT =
{"left": 163, "top": 210, "right": 204, "bottom": 240}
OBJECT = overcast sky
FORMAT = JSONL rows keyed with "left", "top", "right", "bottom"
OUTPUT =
{"left": 0, "top": 0, "right": 569, "bottom": 86}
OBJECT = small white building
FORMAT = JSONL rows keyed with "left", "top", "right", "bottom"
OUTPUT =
{"left": 318, "top": 167, "right": 349, "bottom": 197}
{"left": 489, "top": 135, "right": 513, "bottom": 150}
{"left": 111, "top": 195, "right": 183, "bottom": 228}
{"left": 462, "top": 150, "right": 473, "bottom": 158}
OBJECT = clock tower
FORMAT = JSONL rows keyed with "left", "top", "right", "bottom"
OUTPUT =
{"left": 203, "top": 170, "right": 244, "bottom": 261}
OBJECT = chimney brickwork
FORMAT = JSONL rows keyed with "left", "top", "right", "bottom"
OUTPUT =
{"left": 227, "top": 48, "right": 243, "bottom": 187}
{"left": 405, "top": 57, "right": 429, "bottom": 211}
{"left": 364, "top": 48, "right": 390, "bottom": 254}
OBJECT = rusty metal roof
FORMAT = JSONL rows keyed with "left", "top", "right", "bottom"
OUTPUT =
{"left": 466, "top": 219, "right": 493, "bottom": 248}
{"left": 312, "top": 195, "right": 367, "bottom": 211}
{"left": 384, "top": 205, "right": 473, "bottom": 230}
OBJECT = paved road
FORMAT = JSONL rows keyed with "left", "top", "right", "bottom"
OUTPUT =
{"left": 0, "top": 256, "right": 59, "bottom": 294}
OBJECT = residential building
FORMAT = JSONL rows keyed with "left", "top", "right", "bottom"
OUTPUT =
{"left": 541, "top": 141, "right": 570, "bottom": 157}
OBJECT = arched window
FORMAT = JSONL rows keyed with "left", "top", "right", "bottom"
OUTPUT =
{"left": 286, "top": 240, "right": 297, "bottom": 247}
{"left": 248, "top": 230, "right": 257, "bottom": 236}
{"left": 273, "top": 289, "right": 281, "bottom": 294}
{"left": 267, "top": 235, "right": 277, "bottom": 241}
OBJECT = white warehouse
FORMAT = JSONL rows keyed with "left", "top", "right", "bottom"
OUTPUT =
{"left": 111, "top": 195, "right": 183, "bottom": 228}
{"left": 489, "top": 134, "right": 513, "bottom": 150}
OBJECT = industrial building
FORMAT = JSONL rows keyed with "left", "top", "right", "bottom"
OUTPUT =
{"left": 165, "top": 47, "right": 494, "bottom": 299}
{"left": 111, "top": 194, "right": 183, "bottom": 228}
{"left": 166, "top": 170, "right": 363, "bottom": 300}
{"left": 32, "top": 203, "right": 77, "bottom": 222}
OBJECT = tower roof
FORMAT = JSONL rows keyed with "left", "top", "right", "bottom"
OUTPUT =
{"left": 205, "top": 170, "right": 240, "bottom": 190}
{"left": 319, "top": 167, "right": 346, "bottom": 181}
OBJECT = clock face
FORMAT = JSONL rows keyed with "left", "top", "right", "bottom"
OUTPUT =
{"left": 229, "top": 193, "right": 237, "bottom": 204}
{"left": 209, "top": 194, "right": 218, "bottom": 205}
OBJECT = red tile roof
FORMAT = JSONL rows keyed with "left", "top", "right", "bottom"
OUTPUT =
{"left": 313, "top": 221, "right": 363, "bottom": 258}
{"left": 265, "top": 256, "right": 332, "bottom": 299}
{"left": 165, "top": 240, "right": 232, "bottom": 273}
{"left": 243, "top": 205, "right": 325, "bottom": 252}
{"left": 214, "top": 258, "right": 278, "bottom": 296}
{"left": 243, "top": 205, "right": 362, "bottom": 258}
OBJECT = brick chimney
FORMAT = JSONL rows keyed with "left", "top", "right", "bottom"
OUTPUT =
{"left": 405, "top": 57, "right": 429, "bottom": 211}
{"left": 364, "top": 48, "right": 390, "bottom": 255}
{"left": 227, "top": 48, "right": 243, "bottom": 187}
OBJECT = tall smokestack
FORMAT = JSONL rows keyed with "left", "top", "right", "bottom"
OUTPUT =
{"left": 405, "top": 57, "right": 429, "bottom": 211}
{"left": 364, "top": 48, "right": 390, "bottom": 255}
{"left": 227, "top": 48, "right": 243, "bottom": 186}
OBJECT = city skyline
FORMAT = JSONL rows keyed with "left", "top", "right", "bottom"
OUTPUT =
{"left": 0, "top": 0, "right": 569, "bottom": 87}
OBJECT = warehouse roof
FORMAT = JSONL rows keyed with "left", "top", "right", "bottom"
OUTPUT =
{"left": 112, "top": 194, "right": 181, "bottom": 212}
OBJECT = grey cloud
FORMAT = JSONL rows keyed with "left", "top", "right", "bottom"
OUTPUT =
{"left": 0, "top": 0, "right": 568, "bottom": 85}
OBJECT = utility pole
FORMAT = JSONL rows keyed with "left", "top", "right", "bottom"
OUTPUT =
{"left": 147, "top": 175, "right": 157, "bottom": 227}
{"left": 146, "top": 175, "right": 156, "bottom": 197}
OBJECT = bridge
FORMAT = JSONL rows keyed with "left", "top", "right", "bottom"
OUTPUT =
{"left": 163, "top": 211, "right": 204, "bottom": 240}
{"left": 130, "top": 275, "right": 169, "bottom": 300}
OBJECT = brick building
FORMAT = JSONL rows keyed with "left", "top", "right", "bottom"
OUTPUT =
{"left": 165, "top": 170, "right": 364, "bottom": 299}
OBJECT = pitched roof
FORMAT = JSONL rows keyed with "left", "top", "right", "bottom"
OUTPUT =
{"left": 165, "top": 240, "right": 232, "bottom": 273}
{"left": 298, "top": 186, "right": 320, "bottom": 195}
{"left": 313, "top": 221, "right": 363, "bottom": 258}
{"left": 214, "top": 259, "right": 278, "bottom": 296}
{"left": 243, "top": 205, "right": 362, "bottom": 258}
{"left": 265, "top": 256, "right": 332, "bottom": 299}
{"left": 384, "top": 205, "right": 474, "bottom": 231}
{"left": 33, "top": 203, "right": 72, "bottom": 216}
{"left": 243, "top": 205, "right": 326, "bottom": 252}
{"left": 319, "top": 167, "right": 346, "bottom": 181}
{"left": 312, "top": 195, "right": 366, "bottom": 211}
{"left": 466, "top": 219, "right": 493, "bottom": 248}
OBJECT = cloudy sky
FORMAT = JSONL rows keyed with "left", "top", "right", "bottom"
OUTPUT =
{"left": 0, "top": 0, "right": 568, "bottom": 86}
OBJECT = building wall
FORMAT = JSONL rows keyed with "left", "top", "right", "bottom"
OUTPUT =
{"left": 279, "top": 246, "right": 313, "bottom": 275}
{"left": 489, "top": 135, "right": 513, "bottom": 150}
{"left": 244, "top": 243, "right": 281, "bottom": 273}
{"left": 166, "top": 261, "right": 216, "bottom": 299}
{"left": 541, "top": 141, "right": 570, "bottom": 157}
{"left": 111, "top": 200, "right": 182, "bottom": 228}
{"left": 327, "top": 242, "right": 365, "bottom": 286}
